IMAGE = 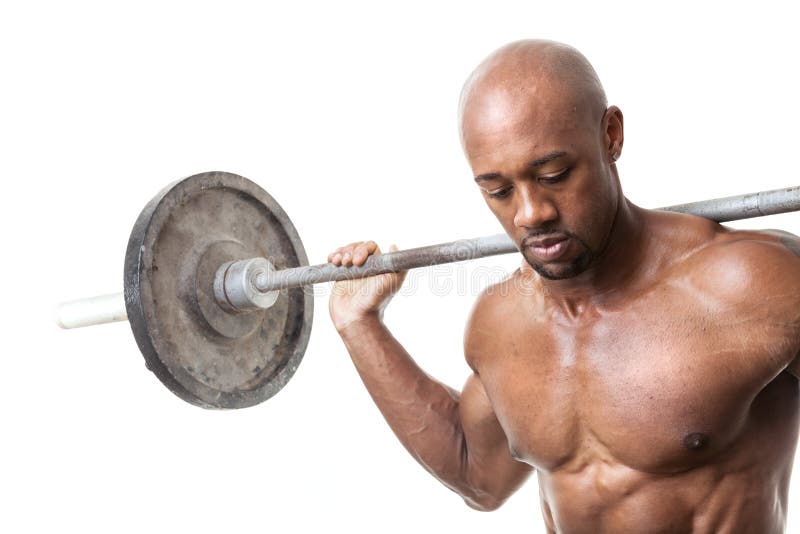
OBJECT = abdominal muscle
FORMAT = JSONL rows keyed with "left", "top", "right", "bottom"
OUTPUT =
{"left": 538, "top": 460, "right": 786, "bottom": 534}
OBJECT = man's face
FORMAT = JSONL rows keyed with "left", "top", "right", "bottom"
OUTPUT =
{"left": 462, "top": 91, "right": 619, "bottom": 280}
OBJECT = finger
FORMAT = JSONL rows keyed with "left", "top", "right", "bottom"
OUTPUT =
{"left": 352, "top": 240, "right": 379, "bottom": 266}
{"left": 331, "top": 242, "right": 360, "bottom": 266}
{"left": 340, "top": 247, "right": 354, "bottom": 266}
{"left": 328, "top": 248, "right": 344, "bottom": 265}
{"left": 341, "top": 241, "right": 372, "bottom": 266}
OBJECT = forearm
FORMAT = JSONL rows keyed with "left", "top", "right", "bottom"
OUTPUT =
{"left": 337, "top": 314, "right": 473, "bottom": 497}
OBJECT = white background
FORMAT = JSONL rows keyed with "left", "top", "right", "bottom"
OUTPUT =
{"left": 2, "top": 1, "right": 800, "bottom": 532}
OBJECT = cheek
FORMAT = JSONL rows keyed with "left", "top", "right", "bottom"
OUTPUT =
{"left": 582, "top": 180, "right": 618, "bottom": 248}
{"left": 484, "top": 198, "right": 515, "bottom": 229}
{"left": 562, "top": 172, "right": 617, "bottom": 247}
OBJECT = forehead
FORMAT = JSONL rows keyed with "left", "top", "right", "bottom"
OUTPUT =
{"left": 461, "top": 86, "right": 591, "bottom": 171}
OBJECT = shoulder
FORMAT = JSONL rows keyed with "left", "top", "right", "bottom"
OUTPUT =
{"left": 462, "top": 266, "right": 544, "bottom": 371}
{"left": 679, "top": 227, "right": 800, "bottom": 376}
{"left": 463, "top": 274, "right": 512, "bottom": 372}
{"left": 684, "top": 228, "right": 800, "bottom": 279}
{"left": 674, "top": 226, "right": 800, "bottom": 311}
{"left": 641, "top": 207, "right": 800, "bottom": 290}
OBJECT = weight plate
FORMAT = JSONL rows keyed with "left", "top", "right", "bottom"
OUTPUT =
{"left": 124, "top": 171, "right": 313, "bottom": 409}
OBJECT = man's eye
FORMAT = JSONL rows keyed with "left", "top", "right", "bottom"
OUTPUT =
{"left": 487, "top": 187, "right": 513, "bottom": 199}
{"left": 540, "top": 168, "right": 571, "bottom": 184}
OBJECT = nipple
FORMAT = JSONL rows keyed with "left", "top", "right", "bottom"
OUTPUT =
{"left": 683, "top": 432, "right": 709, "bottom": 451}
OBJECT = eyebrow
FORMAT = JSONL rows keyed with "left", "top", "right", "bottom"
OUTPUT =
{"left": 474, "top": 151, "right": 568, "bottom": 183}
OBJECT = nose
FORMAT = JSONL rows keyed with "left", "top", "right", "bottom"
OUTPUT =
{"left": 513, "top": 186, "right": 558, "bottom": 229}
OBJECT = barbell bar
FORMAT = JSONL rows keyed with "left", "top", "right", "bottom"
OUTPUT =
{"left": 56, "top": 171, "right": 800, "bottom": 409}
{"left": 59, "top": 184, "right": 800, "bottom": 322}
{"left": 251, "top": 184, "right": 800, "bottom": 292}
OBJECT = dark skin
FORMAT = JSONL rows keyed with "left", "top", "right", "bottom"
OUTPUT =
{"left": 328, "top": 40, "right": 800, "bottom": 532}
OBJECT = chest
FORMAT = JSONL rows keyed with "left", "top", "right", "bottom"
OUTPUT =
{"left": 477, "top": 296, "right": 798, "bottom": 474}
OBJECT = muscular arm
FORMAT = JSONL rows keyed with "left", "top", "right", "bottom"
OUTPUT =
{"left": 338, "top": 314, "right": 532, "bottom": 510}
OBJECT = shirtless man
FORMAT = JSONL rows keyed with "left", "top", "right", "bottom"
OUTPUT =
{"left": 327, "top": 40, "right": 800, "bottom": 533}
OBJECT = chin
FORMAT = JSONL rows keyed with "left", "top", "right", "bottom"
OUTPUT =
{"left": 525, "top": 253, "right": 593, "bottom": 280}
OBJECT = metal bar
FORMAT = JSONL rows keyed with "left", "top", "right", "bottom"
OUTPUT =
{"left": 255, "top": 185, "right": 800, "bottom": 292}
{"left": 659, "top": 185, "right": 800, "bottom": 222}
{"left": 255, "top": 233, "right": 517, "bottom": 292}
{"left": 57, "top": 184, "right": 800, "bottom": 328}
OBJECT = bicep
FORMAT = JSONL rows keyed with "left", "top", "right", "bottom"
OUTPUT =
{"left": 460, "top": 373, "right": 512, "bottom": 457}
{"left": 459, "top": 373, "right": 534, "bottom": 509}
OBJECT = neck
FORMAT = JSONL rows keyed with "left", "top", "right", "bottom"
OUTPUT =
{"left": 537, "top": 195, "right": 648, "bottom": 318}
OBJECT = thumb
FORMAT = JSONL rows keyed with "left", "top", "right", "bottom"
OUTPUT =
{"left": 389, "top": 243, "right": 399, "bottom": 252}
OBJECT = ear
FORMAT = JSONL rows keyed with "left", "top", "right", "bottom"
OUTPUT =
{"left": 602, "top": 106, "right": 624, "bottom": 163}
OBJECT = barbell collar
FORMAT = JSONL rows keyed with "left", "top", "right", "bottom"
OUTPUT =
{"left": 214, "top": 257, "right": 280, "bottom": 312}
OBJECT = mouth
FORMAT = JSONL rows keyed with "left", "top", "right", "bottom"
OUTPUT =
{"left": 524, "top": 234, "right": 571, "bottom": 262}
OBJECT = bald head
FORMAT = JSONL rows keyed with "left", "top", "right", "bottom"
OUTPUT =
{"left": 459, "top": 40, "right": 608, "bottom": 150}
{"left": 459, "top": 40, "right": 625, "bottom": 280}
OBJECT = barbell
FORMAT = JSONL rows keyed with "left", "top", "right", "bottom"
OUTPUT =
{"left": 56, "top": 171, "right": 800, "bottom": 409}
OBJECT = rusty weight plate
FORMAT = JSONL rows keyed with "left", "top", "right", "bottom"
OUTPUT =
{"left": 123, "top": 171, "right": 313, "bottom": 409}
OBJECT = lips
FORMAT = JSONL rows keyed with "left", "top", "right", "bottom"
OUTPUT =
{"left": 525, "top": 234, "right": 571, "bottom": 261}
{"left": 528, "top": 235, "right": 567, "bottom": 248}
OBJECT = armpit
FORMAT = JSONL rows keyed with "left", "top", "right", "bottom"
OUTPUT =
{"left": 762, "top": 229, "right": 800, "bottom": 257}
{"left": 786, "top": 352, "right": 800, "bottom": 379}
{"left": 781, "top": 236, "right": 800, "bottom": 257}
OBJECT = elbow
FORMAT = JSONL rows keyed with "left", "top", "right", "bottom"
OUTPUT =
{"left": 462, "top": 492, "right": 506, "bottom": 512}
{"left": 456, "top": 459, "right": 510, "bottom": 512}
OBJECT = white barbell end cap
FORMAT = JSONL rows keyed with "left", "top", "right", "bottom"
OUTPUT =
{"left": 56, "top": 292, "right": 128, "bottom": 329}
